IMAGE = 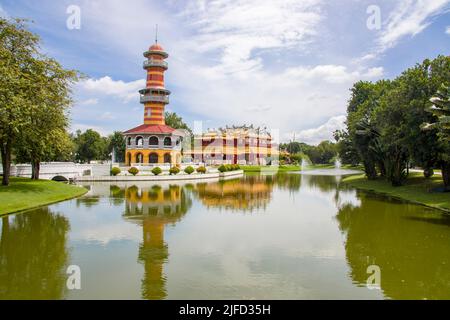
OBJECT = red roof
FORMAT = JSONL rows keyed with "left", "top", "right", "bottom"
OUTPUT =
{"left": 123, "top": 124, "right": 175, "bottom": 134}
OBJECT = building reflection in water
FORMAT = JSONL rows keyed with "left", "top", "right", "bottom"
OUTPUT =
{"left": 193, "top": 176, "right": 274, "bottom": 212}
{"left": 0, "top": 208, "right": 70, "bottom": 299}
{"left": 336, "top": 191, "right": 450, "bottom": 299}
{"left": 122, "top": 184, "right": 191, "bottom": 300}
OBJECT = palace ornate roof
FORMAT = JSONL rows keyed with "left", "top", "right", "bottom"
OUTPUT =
{"left": 123, "top": 124, "right": 175, "bottom": 134}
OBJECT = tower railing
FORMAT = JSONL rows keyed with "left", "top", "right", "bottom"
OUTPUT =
{"left": 140, "top": 95, "right": 169, "bottom": 104}
{"left": 143, "top": 60, "right": 168, "bottom": 69}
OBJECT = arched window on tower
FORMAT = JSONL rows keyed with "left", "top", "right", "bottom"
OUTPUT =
{"left": 149, "top": 136, "right": 159, "bottom": 146}
{"left": 164, "top": 137, "right": 172, "bottom": 146}
{"left": 164, "top": 153, "right": 171, "bottom": 163}
{"left": 149, "top": 153, "right": 158, "bottom": 164}
{"left": 136, "top": 136, "right": 143, "bottom": 147}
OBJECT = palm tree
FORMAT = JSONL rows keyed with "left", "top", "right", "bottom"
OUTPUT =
{"left": 422, "top": 84, "right": 450, "bottom": 190}
{"left": 422, "top": 84, "right": 450, "bottom": 139}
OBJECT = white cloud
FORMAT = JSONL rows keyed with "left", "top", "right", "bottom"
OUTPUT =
{"left": 79, "top": 76, "right": 144, "bottom": 103}
{"left": 364, "top": 67, "right": 384, "bottom": 78}
{"left": 378, "top": 0, "right": 450, "bottom": 51}
{"left": 70, "top": 123, "right": 111, "bottom": 136}
{"left": 79, "top": 98, "right": 99, "bottom": 106}
{"left": 179, "top": 0, "right": 324, "bottom": 74}
{"left": 289, "top": 115, "right": 346, "bottom": 145}
{"left": 0, "top": 5, "right": 8, "bottom": 18}
{"left": 446, "top": 26, "right": 450, "bottom": 35}
{"left": 100, "top": 112, "right": 116, "bottom": 120}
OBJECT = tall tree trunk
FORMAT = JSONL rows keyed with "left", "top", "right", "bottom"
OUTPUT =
{"left": 377, "top": 160, "right": 386, "bottom": 177}
{"left": 442, "top": 162, "right": 450, "bottom": 192}
{"left": 363, "top": 159, "right": 377, "bottom": 180}
{"left": 31, "top": 159, "right": 40, "bottom": 180}
{"left": 1, "top": 140, "right": 11, "bottom": 186}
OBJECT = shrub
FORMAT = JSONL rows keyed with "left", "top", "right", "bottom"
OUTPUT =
{"left": 196, "top": 166, "right": 207, "bottom": 174}
{"left": 218, "top": 165, "right": 227, "bottom": 173}
{"left": 128, "top": 167, "right": 139, "bottom": 176}
{"left": 169, "top": 167, "right": 180, "bottom": 175}
{"left": 184, "top": 166, "right": 195, "bottom": 175}
{"left": 110, "top": 167, "right": 121, "bottom": 176}
{"left": 152, "top": 167, "right": 162, "bottom": 176}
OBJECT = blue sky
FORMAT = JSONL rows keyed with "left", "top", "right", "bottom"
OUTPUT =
{"left": 1, "top": 0, "right": 449, "bottom": 144}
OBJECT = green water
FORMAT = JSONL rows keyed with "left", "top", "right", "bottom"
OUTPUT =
{"left": 1, "top": 173, "right": 449, "bottom": 300}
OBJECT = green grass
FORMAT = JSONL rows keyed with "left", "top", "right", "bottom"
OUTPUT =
{"left": 0, "top": 177, "right": 88, "bottom": 215}
{"left": 343, "top": 173, "right": 450, "bottom": 213}
{"left": 241, "top": 164, "right": 357, "bottom": 173}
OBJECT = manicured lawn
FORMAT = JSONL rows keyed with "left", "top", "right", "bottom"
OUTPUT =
{"left": 343, "top": 173, "right": 450, "bottom": 212}
{"left": 0, "top": 177, "right": 88, "bottom": 215}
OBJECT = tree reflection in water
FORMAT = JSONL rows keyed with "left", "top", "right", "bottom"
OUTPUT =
{"left": 0, "top": 208, "right": 70, "bottom": 299}
{"left": 336, "top": 192, "right": 450, "bottom": 299}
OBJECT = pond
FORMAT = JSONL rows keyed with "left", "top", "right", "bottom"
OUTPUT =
{"left": 1, "top": 172, "right": 449, "bottom": 300}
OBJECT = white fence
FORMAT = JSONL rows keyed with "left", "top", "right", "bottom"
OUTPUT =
{"left": 1, "top": 162, "right": 94, "bottom": 180}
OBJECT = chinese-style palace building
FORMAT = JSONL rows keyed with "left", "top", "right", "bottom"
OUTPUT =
{"left": 190, "top": 125, "right": 279, "bottom": 165}
{"left": 123, "top": 42, "right": 184, "bottom": 166}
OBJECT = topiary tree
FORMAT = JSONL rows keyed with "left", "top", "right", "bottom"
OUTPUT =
{"left": 110, "top": 167, "right": 121, "bottom": 176}
{"left": 196, "top": 166, "right": 207, "bottom": 174}
{"left": 128, "top": 167, "right": 139, "bottom": 176}
{"left": 152, "top": 167, "right": 162, "bottom": 176}
{"left": 218, "top": 165, "right": 227, "bottom": 173}
{"left": 169, "top": 167, "right": 180, "bottom": 175}
{"left": 184, "top": 166, "right": 195, "bottom": 175}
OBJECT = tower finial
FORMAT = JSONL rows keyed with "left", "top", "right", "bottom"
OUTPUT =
{"left": 155, "top": 24, "right": 158, "bottom": 44}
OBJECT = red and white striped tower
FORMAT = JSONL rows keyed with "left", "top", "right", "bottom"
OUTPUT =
{"left": 139, "top": 42, "right": 170, "bottom": 125}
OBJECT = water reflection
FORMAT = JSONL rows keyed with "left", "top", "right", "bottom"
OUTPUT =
{"left": 1, "top": 173, "right": 449, "bottom": 299}
{"left": 0, "top": 208, "right": 70, "bottom": 299}
{"left": 336, "top": 193, "right": 450, "bottom": 299}
{"left": 123, "top": 184, "right": 192, "bottom": 300}
{"left": 193, "top": 177, "right": 274, "bottom": 212}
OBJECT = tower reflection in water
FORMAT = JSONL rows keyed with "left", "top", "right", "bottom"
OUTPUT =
{"left": 120, "top": 176, "right": 275, "bottom": 299}
{"left": 122, "top": 184, "right": 191, "bottom": 300}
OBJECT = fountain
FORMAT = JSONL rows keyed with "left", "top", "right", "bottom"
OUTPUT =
{"left": 335, "top": 157, "right": 342, "bottom": 170}
{"left": 301, "top": 158, "right": 310, "bottom": 171}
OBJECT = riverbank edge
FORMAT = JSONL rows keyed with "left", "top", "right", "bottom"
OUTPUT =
{"left": 75, "top": 170, "right": 244, "bottom": 182}
{"left": 0, "top": 177, "right": 89, "bottom": 216}
{"left": 342, "top": 173, "right": 450, "bottom": 214}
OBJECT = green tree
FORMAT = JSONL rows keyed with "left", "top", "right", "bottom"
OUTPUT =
{"left": 73, "top": 129, "right": 105, "bottom": 163}
{"left": 334, "top": 130, "right": 360, "bottom": 166}
{"left": 164, "top": 111, "right": 192, "bottom": 134}
{"left": 14, "top": 57, "right": 78, "bottom": 179}
{"left": 109, "top": 131, "right": 126, "bottom": 163}
{"left": 0, "top": 18, "right": 39, "bottom": 185}
{"left": 377, "top": 56, "right": 450, "bottom": 186}
{"left": 422, "top": 84, "right": 450, "bottom": 189}
{"left": 346, "top": 80, "right": 391, "bottom": 179}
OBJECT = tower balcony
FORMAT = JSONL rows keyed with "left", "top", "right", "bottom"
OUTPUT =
{"left": 140, "top": 94, "right": 169, "bottom": 104}
{"left": 143, "top": 59, "right": 168, "bottom": 69}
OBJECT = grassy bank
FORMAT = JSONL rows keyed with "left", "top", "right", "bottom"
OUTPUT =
{"left": 0, "top": 177, "right": 88, "bottom": 215}
{"left": 241, "top": 164, "right": 361, "bottom": 173}
{"left": 343, "top": 173, "right": 450, "bottom": 212}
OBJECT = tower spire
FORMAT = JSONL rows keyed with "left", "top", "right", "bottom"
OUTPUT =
{"left": 155, "top": 24, "right": 158, "bottom": 44}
